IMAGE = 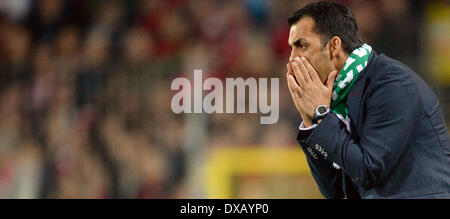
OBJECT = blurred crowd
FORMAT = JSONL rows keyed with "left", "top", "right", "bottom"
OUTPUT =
{"left": 0, "top": 0, "right": 447, "bottom": 198}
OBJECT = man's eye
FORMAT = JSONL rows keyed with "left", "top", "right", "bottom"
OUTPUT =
{"left": 293, "top": 42, "right": 306, "bottom": 50}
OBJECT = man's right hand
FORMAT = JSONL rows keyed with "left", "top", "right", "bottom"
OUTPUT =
{"left": 286, "top": 62, "right": 314, "bottom": 128}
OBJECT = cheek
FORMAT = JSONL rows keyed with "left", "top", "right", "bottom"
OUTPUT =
{"left": 308, "top": 54, "right": 324, "bottom": 71}
{"left": 310, "top": 53, "right": 332, "bottom": 81}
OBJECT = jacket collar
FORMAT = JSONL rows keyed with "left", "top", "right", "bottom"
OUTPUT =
{"left": 346, "top": 49, "right": 377, "bottom": 131}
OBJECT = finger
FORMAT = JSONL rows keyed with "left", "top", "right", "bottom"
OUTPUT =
{"left": 326, "top": 71, "right": 338, "bottom": 91}
{"left": 300, "top": 57, "right": 320, "bottom": 82}
{"left": 286, "top": 63, "right": 294, "bottom": 78}
{"left": 295, "top": 57, "right": 312, "bottom": 82}
{"left": 287, "top": 73, "right": 302, "bottom": 96}
{"left": 286, "top": 72, "right": 294, "bottom": 93}
{"left": 286, "top": 72, "right": 296, "bottom": 92}
{"left": 291, "top": 60, "right": 306, "bottom": 88}
{"left": 287, "top": 63, "right": 298, "bottom": 88}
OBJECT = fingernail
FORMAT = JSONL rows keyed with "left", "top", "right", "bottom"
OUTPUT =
{"left": 295, "top": 57, "right": 301, "bottom": 62}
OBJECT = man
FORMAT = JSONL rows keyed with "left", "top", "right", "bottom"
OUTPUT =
{"left": 286, "top": 1, "right": 450, "bottom": 199}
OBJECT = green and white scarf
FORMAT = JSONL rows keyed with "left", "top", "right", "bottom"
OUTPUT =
{"left": 331, "top": 44, "right": 372, "bottom": 129}
{"left": 330, "top": 44, "right": 372, "bottom": 169}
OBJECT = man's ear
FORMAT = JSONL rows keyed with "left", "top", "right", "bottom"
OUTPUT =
{"left": 328, "top": 36, "right": 342, "bottom": 60}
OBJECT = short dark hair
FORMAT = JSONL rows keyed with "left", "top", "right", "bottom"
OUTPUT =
{"left": 288, "top": 1, "right": 362, "bottom": 54}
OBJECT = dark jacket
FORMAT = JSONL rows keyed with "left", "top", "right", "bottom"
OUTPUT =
{"left": 297, "top": 51, "right": 450, "bottom": 199}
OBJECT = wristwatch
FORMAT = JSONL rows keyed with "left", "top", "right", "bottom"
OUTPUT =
{"left": 312, "top": 104, "right": 331, "bottom": 124}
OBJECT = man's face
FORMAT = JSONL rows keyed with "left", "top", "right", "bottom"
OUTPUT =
{"left": 288, "top": 16, "right": 334, "bottom": 83}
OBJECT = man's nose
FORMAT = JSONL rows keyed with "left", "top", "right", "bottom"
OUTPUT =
{"left": 289, "top": 49, "right": 299, "bottom": 63}
{"left": 289, "top": 55, "right": 299, "bottom": 63}
{"left": 289, "top": 52, "right": 295, "bottom": 63}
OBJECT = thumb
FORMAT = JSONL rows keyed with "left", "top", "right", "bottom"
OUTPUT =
{"left": 326, "top": 71, "right": 338, "bottom": 91}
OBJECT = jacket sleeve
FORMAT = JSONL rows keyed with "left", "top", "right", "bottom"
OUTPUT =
{"left": 304, "top": 69, "right": 423, "bottom": 190}
{"left": 297, "top": 129, "right": 344, "bottom": 199}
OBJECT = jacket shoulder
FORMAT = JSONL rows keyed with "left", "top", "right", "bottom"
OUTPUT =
{"left": 366, "top": 53, "right": 439, "bottom": 113}
{"left": 367, "top": 54, "right": 414, "bottom": 83}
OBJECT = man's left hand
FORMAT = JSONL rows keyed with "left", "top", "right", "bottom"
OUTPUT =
{"left": 287, "top": 56, "right": 337, "bottom": 119}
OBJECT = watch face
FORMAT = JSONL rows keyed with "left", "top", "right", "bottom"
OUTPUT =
{"left": 318, "top": 106, "right": 328, "bottom": 114}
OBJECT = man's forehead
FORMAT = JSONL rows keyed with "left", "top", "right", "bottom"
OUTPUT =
{"left": 288, "top": 16, "right": 316, "bottom": 44}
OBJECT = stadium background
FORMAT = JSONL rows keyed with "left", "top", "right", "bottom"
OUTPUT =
{"left": 0, "top": 0, "right": 449, "bottom": 198}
